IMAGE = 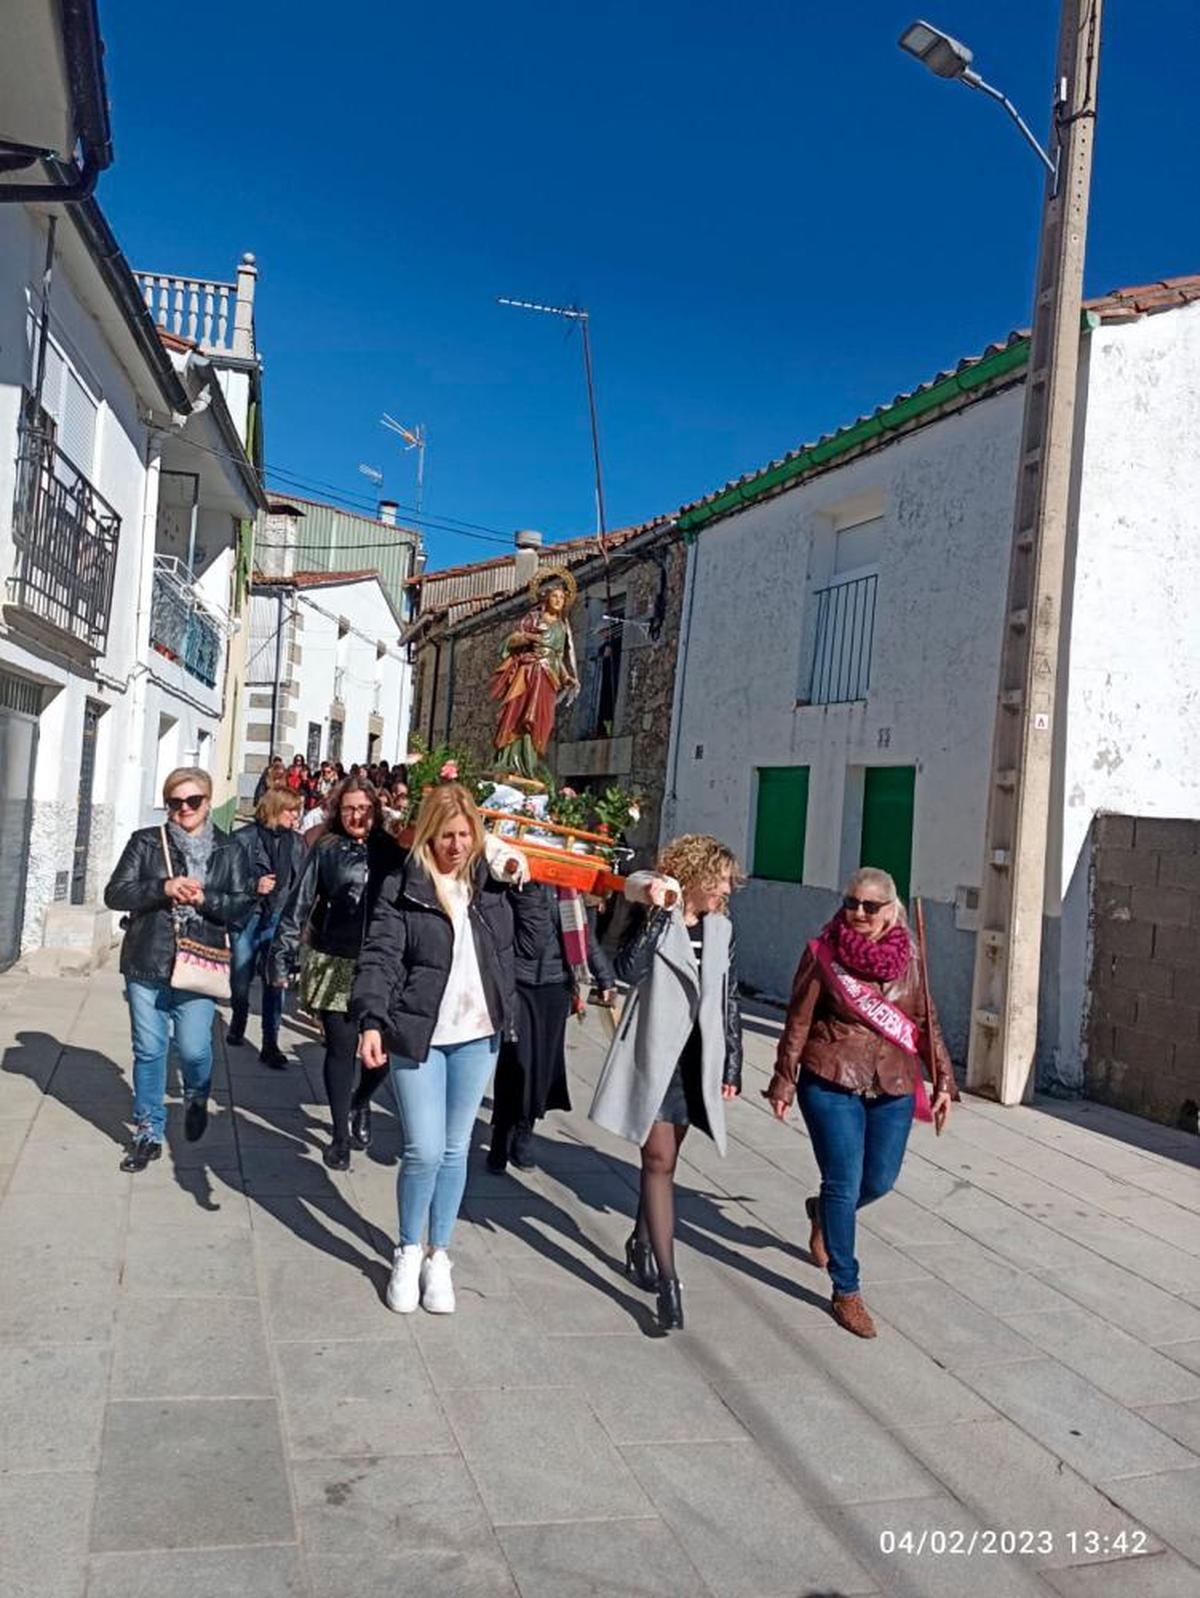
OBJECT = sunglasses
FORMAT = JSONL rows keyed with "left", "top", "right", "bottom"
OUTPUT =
{"left": 843, "top": 895, "right": 890, "bottom": 915}
{"left": 166, "top": 793, "right": 206, "bottom": 813}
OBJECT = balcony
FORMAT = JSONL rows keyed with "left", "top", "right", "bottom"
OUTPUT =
{"left": 134, "top": 254, "right": 257, "bottom": 358}
{"left": 150, "top": 557, "right": 222, "bottom": 688}
{"left": 8, "top": 413, "right": 119, "bottom": 653}
{"left": 807, "top": 572, "right": 878, "bottom": 706}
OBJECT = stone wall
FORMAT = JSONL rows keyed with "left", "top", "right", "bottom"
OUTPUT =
{"left": 1087, "top": 813, "right": 1200, "bottom": 1129}
{"left": 428, "top": 535, "right": 686, "bottom": 857}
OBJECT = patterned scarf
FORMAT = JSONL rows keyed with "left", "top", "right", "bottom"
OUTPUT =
{"left": 821, "top": 911, "right": 911, "bottom": 984}
{"left": 556, "top": 888, "right": 591, "bottom": 1004}
{"left": 166, "top": 818, "right": 215, "bottom": 933}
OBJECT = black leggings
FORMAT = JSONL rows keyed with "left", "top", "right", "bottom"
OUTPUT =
{"left": 320, "top": 1010, "right": 387, "bottom": 1143}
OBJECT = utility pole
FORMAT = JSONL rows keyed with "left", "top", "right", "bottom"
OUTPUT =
{"left": 966, "top": 0, "right": 1104, "bottom": 1103}
{"left": 497, "top": 297, "right": 609, "bottom": 557}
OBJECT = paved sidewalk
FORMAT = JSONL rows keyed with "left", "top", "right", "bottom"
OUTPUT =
{"left": 2, "top": 966, "right": 1199, "bottom": 1598}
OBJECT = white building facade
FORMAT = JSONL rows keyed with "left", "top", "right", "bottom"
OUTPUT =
{"left": 664, "top": 282, "right": 1200, "bottom": 1090}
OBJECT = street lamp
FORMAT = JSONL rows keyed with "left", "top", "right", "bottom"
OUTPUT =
{"left": 899, "top": 19, "right": 1057, "bottom": 177}
{"left": 898, "top": 4, "right": 1104, "bottom": 1107}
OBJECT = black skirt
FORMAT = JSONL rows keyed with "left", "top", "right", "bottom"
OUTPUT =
{"left": 654, "top": 1024, "right": 711, "bottom": 1138}
{"left": 492, "top": 981, "right": 573, "bottom": 1129}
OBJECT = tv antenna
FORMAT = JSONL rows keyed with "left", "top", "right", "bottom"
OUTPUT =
{"left": 381, "top": 416, "right": 427, "bottom": 518}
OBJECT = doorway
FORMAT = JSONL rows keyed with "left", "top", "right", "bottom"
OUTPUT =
{"left": 860, "top": 765, "right": 916, "bottom": 905}
{"left": 70, "top": 699, "right": 101, "bottom": 904}
{"left": 0, "top": 672, "right": 42, "bottom": 967}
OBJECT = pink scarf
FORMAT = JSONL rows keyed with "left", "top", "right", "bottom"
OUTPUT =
{"left": 822, "top": 913, "right": 912, "bottom": 983}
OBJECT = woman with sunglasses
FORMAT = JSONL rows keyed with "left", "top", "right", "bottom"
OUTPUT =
{"left": 269, "top": 776, "right": 404, "bottom": 1168}
{"left": 765, "top": 867, "right": 957, "bottom": 1339}
{"left": 104, "top": 767, "right": 255, "bottom": 1172}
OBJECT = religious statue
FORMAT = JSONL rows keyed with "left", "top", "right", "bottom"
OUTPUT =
{"left": 489, "top": 567, "right": 580, "bottom": 778}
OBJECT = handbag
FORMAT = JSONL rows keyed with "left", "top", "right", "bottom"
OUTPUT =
{"left": 160, "top": 827, "right": 232, "bottom": 1000}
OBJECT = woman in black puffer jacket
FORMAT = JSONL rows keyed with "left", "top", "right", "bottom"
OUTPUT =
{"left": 268, "top": 776, "right": 404, "bottom": 1169}
{"left": 352, "top": 783, "right": 545, "bottom": 1317}
{"left": 104, "top": 766, "right": 255, "bottom": 1173}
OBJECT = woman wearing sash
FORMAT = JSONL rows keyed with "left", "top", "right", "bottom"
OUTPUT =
{"left": 765, "top": 867, "right": 956, "bottom": 1339}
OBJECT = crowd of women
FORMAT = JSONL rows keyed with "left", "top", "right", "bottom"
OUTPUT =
{"left": 103, "top": 764, "right": 956, "bottom": 1338}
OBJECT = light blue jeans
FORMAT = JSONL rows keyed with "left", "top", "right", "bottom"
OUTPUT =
{"left": 127, "top": 980, "right": 216, "bottom": 1142}
{"left": 230, "top": 908, "right": 284, "bottom": 1047}
{"left": 390, "top": 1034, "right": 500, "bottom": 1248}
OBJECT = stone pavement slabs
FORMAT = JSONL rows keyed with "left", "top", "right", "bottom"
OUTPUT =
{"left": 0, "top": 1469, "right": 94, "bottom": 1598}
{"left": 110, "top": 1294, "right": 274, "bottom": 1399}
{"left": 958, "top": 1358, "right": 1198, "bottom": 1480}
{"left": 292, "top": 1453, "right": 517, "bottom": 1598}
{"left": 1097, "top": 1193, "right": 1200, "bottom": 1258}
{"left": 127, "top": 1175, "right": 251, "bottom": 1230}
{"left": 829, "top": 1493, "right": 1065, "bottom": 1598}
{"left": 261, "top": 1251, "right": 400, "bottom": 1343}
{"left": 894, "top": 1417, "right": 1164, "bottom": 1568}
{"left": 719, "top": 1379, "right": 943, "bottom": 1505}
{"left": 241, "top": 1147, "right": 356, "bottom": 1198}
{"left": 1097, "top": 1467, "right": 1200, "bottom": 1567}
{"left": 1029, "top": 1250, "right": 1200, "bottom": 1345}
{"left": 0, "top": 1240, "right": 120, "bottom": 1343}
{"left": 1134, "top": 1398, "right": 1200, "bottom": 1453}
{"left": 1001, "top": 1306, "right": 1200, "bottom": 1407}
{"left": 121, "top": 1224, "right": 259, "bottom": 1297}
{"left": 0, "top": 1341, "right": 111, "bottom": 1470}
{"left": 6, "top": 1135, "right": 136, "bottom": 1195}
{"left": 1043, "top": 1551, "right": 1200, "bottom": 1598}
{"left": 85, "top": 1545, "right": 307, "bottom": 1598}
{"left": 441, "top": 1384, "right": 655, "bottom": 1525}
{"left": 412, "top": 1290, "right": 574, "bottom": 1392}
{"left": 555, "top": 1333, "right": 750, "bottom": 1446}
{"left": 620, "top": 1438, "right": 877, "bottom": 1598}
{"left": 786, "top": 1321, "right": 997, "bottom": 1428}
{"left": 90, "top": 1398, "right": 295, "bottom": 1551}
{"left": 497, "top": 1518, "right": 712, "bottom": 1598}
{"left": 863, "top": 1278, "right": 1043, "bottom": 1371}
{"left": 900, "top": 1240, "right": 1071, "bottom": 1317}
{"left": 275, "top": 1336, "right": 457, "bottom": 1459}
{"left": 859, "top": 1189, "right": 966, "bottom": 1248}
{"left": 508, "top": 1262, "right": 653, "bottom": 1335}
{"left": 1158, "top": 1338, "right": 1200, "bottom": 1376}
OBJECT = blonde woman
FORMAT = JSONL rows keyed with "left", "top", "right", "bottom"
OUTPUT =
{"left": 353, "top": 785, "right": 543, "bottom": 1314}
{"left": 589, "top": 835, "right": 744, "bottom": 1332}
{"left": 766, "top": 867, "right": 956, "bottom": 1339}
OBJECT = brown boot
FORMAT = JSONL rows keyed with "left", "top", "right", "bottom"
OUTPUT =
{"left": 805, "top": 1196, "right": 829, "bottom": 1269}
{"left": 831, "top": 1292, "right": 877, "bottom": 1339}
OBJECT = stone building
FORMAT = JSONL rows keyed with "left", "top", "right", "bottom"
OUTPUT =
{"left": 408, "top": 521, "right": 681, "bottom": 856}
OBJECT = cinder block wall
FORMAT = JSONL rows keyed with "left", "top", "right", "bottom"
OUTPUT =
{"left": 1087, "top": 814, "right": 1200, "bottom": 1128}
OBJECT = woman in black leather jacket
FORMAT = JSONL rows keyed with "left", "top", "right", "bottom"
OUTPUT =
{"left": 487, "top": 885, "right": 616, "bottom": 1174}
{"left": 269, "top": 776, "right": 403, "bottom": 1169}
{"left": 103, "top": 766, "right": 255, "bottom": 1172}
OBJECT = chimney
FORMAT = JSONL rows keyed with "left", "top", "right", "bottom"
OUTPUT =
{"left": 378, "top": 500, "right": 398, "bottom": 527}
{"left": 513, "top": 528, "right": 543, "bottom": 588}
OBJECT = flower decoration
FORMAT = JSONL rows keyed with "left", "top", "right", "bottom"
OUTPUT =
{"left": 440, "top": 760, "right": 459, "bottom": 780}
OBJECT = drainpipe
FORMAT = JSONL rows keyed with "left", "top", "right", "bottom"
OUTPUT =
{"left": 31, "top": 217, "right": 57, "bottom": 417}
{"left": 444, "top": 635, "right": 457, "bottom": 743}
{"left": 664, "top": 538, "right": 699, "bottom": 840}
{"left": 427, "top": 641, "right": 441, "bottom": 748}
{"left": 271, "top": 589, "right": 286, "bottom": 757}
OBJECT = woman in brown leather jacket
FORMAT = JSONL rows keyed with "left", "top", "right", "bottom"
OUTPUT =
{"left": 765, "top": 867, "right": 956, "bottom": 1339}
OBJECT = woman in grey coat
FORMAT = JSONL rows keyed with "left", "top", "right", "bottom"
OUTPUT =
{"left": 589, "top": 835, "right": 744, "bottom": 1331}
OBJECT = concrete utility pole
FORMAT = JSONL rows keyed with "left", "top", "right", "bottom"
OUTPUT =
{"left": 966, "top": 0, "right": 1104, "bottom": 1102}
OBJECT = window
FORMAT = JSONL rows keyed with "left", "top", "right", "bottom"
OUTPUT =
{"left": 753, "top": 766, "right": 810, "bottom": 882}
{"left": 306, "top": 722, "right": 322, "bottom": 767}
{"left": 327, "top": 717, "right": 343, "bottom": 765}
{"left": 587, "top": 597, "right": 625, "bottom": 738}
{"left": 860, "top": 766, "right": 915, "bottom": 905}
{"left": 35, "top": 335, "right": 98, "bottom": 476}
{"left": 805, "top": 514, "right": 882, "bottom": 706}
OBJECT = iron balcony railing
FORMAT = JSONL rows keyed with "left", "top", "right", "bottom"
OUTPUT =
{"left": 9, "top": 414, "right": 120, "bottom": 653}
{"left": 150, "top": 556, "right": 221, "bottom": 688}
{"left": 807, "top": 571, "right": 878, "bottom": 706}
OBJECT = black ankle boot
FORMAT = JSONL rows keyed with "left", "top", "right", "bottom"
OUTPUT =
{"left": 323, "top": 1138, "right": 350, "bottom": 1171}
{"left": 226, "top": 1008, "right": 248, "bottom": 1046}
{"left": 349, "top": 1101, "right": 372, "bottom": 1151}
{"left": 624, "top": 1232, "right": 659, "bottom": 1291}
{"left": 510, "top": 1122, "right": 535, "bottom": 1171}
{"left": 656, "top": 1278, "right": 684, "bottom": 1331}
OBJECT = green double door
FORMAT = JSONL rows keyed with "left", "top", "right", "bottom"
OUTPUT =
{"left": 860, "top": 766, "right": 915, "bottom": 906}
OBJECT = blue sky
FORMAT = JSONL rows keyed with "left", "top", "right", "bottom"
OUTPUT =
{"left": 100, "top": 1, "right": 1197, "bottom": 570}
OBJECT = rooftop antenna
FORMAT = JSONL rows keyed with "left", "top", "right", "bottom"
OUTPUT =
{"left": 497, "top": 296, "right": 608, "bottom": 560}
{"left": 358, "top": 463, "right": 384, "bottom": 493}
{"left": 381, "top": 416, "right": 427, "bottom": 518}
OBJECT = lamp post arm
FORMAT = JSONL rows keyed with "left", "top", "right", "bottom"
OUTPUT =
{"left": 961, "top": 69, "right": 1057, "bottom": 177}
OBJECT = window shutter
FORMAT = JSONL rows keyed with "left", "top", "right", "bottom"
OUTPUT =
{"left": 59, "top": 367, "right": 97, "bottom": 474}
{"left": 753, "top": 767, "right": 810, "bottom": 883}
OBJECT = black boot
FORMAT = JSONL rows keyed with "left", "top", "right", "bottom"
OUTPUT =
{"left": 486, "top": 1127, "right": 510, "bottom": 1174}
{"left": 510, "top": 1121, "right": 535, "bottom": 1171}
{"left": 624, "top": 1232, "right": 659, "bottom": 1291}
{"left": 323, "top": 1138, "right": 350, "bottom": 1171}
{"left": 226, "top": 1006, "right": 249, "bottom": 1047}
{"left": 349, "top": 1100, "right": 372, "bottom": 1151}
{"left": 260, "top": 1041, "right": 288, "bottom": 1070}
{"left": 656, "top": 1278, "right": 684, "bottom": 1331}
{"left": 184, "top": 1098, "right": 209, "bottom": 1143}
{"left": 120, "top": 1136, "right": 162, "bottom": 1173}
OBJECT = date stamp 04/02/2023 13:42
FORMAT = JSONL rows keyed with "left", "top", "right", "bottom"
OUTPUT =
{"left": 878, "top": 1528, "right": 1152, "bottom": 1559}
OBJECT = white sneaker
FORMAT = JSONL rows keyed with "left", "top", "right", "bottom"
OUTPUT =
{"left": 420, "top": 1248, "right": 456, "bottom": 1314}
{"left": 386, "top": 1245, "right": 423, "bottom": 1313}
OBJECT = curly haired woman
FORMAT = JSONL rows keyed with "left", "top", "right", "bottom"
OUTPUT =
{"left": 589, "top": 835, "right": 744, "bottom": 1331}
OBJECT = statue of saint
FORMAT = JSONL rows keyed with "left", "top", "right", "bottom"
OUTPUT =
{"left": 490, "top": 568, "right": 580, "bottom": 777}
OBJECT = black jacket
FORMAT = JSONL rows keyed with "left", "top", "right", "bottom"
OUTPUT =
{"left": 104, "top": 825, "right": 256, "bottom": 984}
{"left": 350, "top": 854, "right": 548, "bottom": 1063}
{"left": 268, "top": 828, "right": 404, "bottom": 985}
{"left": 512, "top": 884, "right": 616, "bottom": 992}
{"left": 615, "top": 907, "right": 744, "bottom": 1089}
{"left": 228, "top": 822, "right": 306, "bottom": 923}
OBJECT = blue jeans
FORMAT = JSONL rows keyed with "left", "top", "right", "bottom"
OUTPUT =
{"left": 390, "top": 1034, "right": 499, "bottom": 1249}
{"left": 797, "top": 1070, "right": 914, "bottom": 1296}
{"left": 230, "top": 908, "right": 283, "bottom": 1047}
{"left": 126, "top": 980, "right": 216, "bottom": 1142}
